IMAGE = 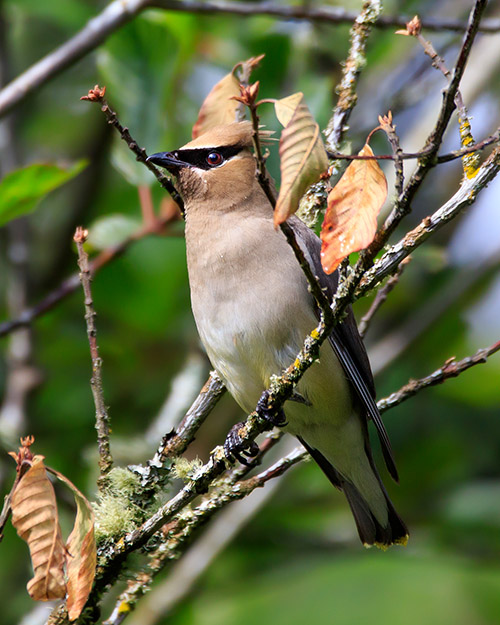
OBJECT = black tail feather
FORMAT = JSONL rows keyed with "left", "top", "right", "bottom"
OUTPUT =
{"left": 297, "top": 436, "right": 408, "bottom": 548}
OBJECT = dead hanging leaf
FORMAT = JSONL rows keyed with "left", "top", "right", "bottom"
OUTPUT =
{"left": 7, "top": 438, "right": 96, "bottom": 619}
{"left": 320, "top": 144, "right": 387, "bottom": 274}
{"left": 192, "top": 55, "right": 264, "bottom": 139}
{"left": 47, "top": 467, "right": 96, "bottom": 621}
{"left": 10, "top": 455, "right": 67, "bottom": 601}
{"left": 274, "top": 93, "right": 304, "bottom": 126}
{"left": 191, "top": 72, "right": 241, "bottom": 139}
{"left": 273, "top": 93, "right": 328, "bottom": 227}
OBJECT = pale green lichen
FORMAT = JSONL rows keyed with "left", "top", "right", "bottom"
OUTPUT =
{"left": 296, "top": 181, "right": 328, "bottom": 228}
{"left": 93, "top": 467, "right": 143, "bottom": 541}
{"left": 106, "top": 466, "right": 141, "bottom": 495}
{"left": 94, "top": 494, "right": 140, "bottom": 541}
{"left": 171, "top": 456, "right": 204, "bottom": 481}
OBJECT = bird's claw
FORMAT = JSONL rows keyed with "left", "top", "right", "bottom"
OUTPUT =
{"left": 256, "top": 390, "right": 288, "bottom": 427}
{"left": 224, "top": 422, "right": 259, "bottom": 466}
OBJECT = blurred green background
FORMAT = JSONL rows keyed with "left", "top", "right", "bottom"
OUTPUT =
{"left": 1, "top": 0, "right": 500, "bottom": 623}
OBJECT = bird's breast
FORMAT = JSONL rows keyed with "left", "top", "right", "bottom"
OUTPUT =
{"left": 185, "top": 210, "right": 317, "bottom": 411}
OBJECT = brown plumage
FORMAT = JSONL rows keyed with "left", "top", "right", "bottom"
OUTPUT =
{"left": 148, "top": 122, "right": 408, "bottom": 548}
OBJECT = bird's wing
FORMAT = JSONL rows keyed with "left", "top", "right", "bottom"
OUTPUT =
{"left": 288, "top": 216, "right": 398, "bottom": 482}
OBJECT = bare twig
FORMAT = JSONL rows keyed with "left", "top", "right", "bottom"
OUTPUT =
{"left": 378, "top": 111, "right": 405, "bottom": 199}
{"left": 369, "top": 254, "right": 499, "bottom": 376}
{"left": 74, "top": 227, "right": 113, "bottom": 487}
{"left": 81, "top": 85, "right": 184, "bottom": 213}
{"left": 325, "top": 128, "right": 500, "bottom": 163}
{"left": 399, "top": 15, "right": 481, "bottom": 178}
{"left": 358, "top": 257, "right": 411, "bottom": 338}
{"left": 377, "top": 340, "right": 500, "bottom": 413}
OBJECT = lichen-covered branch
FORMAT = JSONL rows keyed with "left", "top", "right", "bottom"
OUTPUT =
{"left": 103, "top": 443, "right": 304, "bottom": 625}
{"left": 300, "top": 0, "right": 380, "bottom": 226}
{"left": 130, "top": 372, "right": 226, "bottom": 488}
{"left": 325, "top": 0, "right": 382, "bottom": 151}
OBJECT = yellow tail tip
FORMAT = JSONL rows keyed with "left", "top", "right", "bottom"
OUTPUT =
{"left": 363, "top": 533, "right": 409, "bottom": 551}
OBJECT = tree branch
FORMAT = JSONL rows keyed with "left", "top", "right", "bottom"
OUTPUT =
{"left": 325, "top": 0, "right": 382, "bottom": 151}
{"left": 0, "top": 207, "right": 180, "bottom": 339}
{"left": 74, "top": 227, "right": 113, "bottom": 487}
{"left": 1, "top": 0, "right": 498, "bottom": 119}
{"left": 366, "top": 0, "right": 487, "bottom": 259}
{"left": 377, "top": 340, "right": 500, "bottom": 413}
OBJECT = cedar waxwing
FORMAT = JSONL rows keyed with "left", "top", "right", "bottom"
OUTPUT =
{"left": 148, "top": 121, "right": 408, "bottom": 548}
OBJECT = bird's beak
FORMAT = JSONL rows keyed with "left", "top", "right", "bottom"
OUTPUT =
{"left": 146, "top": 151, "right": 189, "bottom": 172}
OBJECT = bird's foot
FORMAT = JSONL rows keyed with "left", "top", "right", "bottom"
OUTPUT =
{"left": 256, "top": 390, "right": 288, "bottom": 427}
{"left": 224, "top": 422, "right": 259, "bottom": 466}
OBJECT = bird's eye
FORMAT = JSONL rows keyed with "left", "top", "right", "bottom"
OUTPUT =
{"left": 206, "top": 152, "right": 223, "bottom": 167}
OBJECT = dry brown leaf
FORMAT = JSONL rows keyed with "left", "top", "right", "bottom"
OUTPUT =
{"left": 274, "top": 93, "right": 304, "bottom": 127}
{"left": 48, "top": 468, "right": 96, "bottom": 621}
{"left": 10, "top": 455, "right": 67, "bottom": 601}
{"left": 320, "top": 144, "right": 387, "bottom": 274}
{"left": 191, "top": 72, "right": 241, "bottom": 139}
{"left": 274, "top": 93, "right": 328, "bottom": 226}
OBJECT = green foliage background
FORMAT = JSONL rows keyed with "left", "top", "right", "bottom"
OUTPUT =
{"left": 1, "top": 0, "right": 500, "bottom": 623}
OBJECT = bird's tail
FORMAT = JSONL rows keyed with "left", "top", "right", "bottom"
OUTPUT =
{"left": 341, "top": 478, "right": 408, "bottom": 549}
{"left": 298, "top": 437, "right": 408, "bottom": 548}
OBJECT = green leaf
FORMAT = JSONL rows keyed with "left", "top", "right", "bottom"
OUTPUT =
{"left": 0, "top": 160, "right": 87, "bottom": 227}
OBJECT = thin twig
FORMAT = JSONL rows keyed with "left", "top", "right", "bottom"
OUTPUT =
{"left": 74, "top": 227, "right": 113, "bottom": 487}
{"left": 379, "top": 111, "right": 405, "bottom": 199}
{"left": 325, "top": 127, "right": 500, "bottom": 163}
{"left": 81, "top": 85, "right": 184, "bottom": 214}
{"left": 350, "top": 0, "right": 487, "bottom": 277}
{"left": 377, "top": 340, "right": 500, "bottom": 413}
{"left": 358, "top": 257, "right": 411, "bottom": 338}
{"left": 402, "top": 16, "right": 481, "bottom": 178}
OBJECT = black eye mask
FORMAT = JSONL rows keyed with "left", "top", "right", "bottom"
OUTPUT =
{"left": 172, "top": 145, "right": 244, "bottom": 170}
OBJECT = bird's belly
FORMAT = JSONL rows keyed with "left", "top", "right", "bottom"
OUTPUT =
{"left": 192, "top": 288, "right": 353, "bottom": 430}
{"left": 194, "top": 297, "right": 304, "bottom": 413}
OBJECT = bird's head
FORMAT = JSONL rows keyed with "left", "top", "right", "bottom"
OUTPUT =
{"left": 147, "top": 121, "right": 261, "bottom": 210}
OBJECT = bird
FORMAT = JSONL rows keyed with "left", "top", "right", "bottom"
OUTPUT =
{"left": 147, "top": 121, "right": 408, "bottom": 549}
